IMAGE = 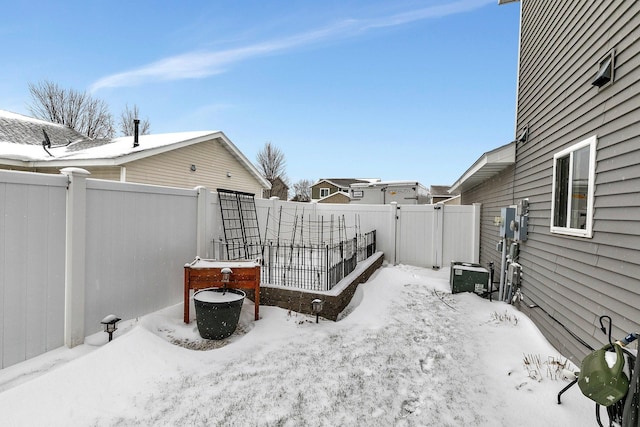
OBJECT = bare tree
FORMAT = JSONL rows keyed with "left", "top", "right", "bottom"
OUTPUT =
{"left": 292, "top": 179, "right": 312, "bottom": 202}
{"left": 256, "top": 142, "right": 287, "bottom": 181}
{"left": 119, "top": 104, "right": 151, "bottom": 136}
{"left": 28, "top": 80, "right": 114, "bottom": 139}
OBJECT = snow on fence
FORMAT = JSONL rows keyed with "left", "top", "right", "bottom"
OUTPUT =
{"left": 0, "top": 169, "right": 479, "bottom": 369}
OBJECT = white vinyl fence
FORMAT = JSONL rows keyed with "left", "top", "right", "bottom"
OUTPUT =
{"left": 0, "top": 169, "right": 480, "bottom": 369}
{"left": 248, "top": 198, "right": 479, "bottom": 269}
{"left": 0, "top": 171, "right": 67, "bottom": 369}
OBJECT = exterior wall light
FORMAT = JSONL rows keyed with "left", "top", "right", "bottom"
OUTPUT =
{"left": 101, "top": 314, "right": 121, "bottom": 342}
{"left": 311, "top": 299, "right": 324, "bottom": 323}
{"left": 190, "top": 164, "right": 197, "bottom": 172}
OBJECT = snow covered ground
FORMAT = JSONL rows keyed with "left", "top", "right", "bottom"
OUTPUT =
{"left": 0, "top": 264, "right": 602, "bottom": 426}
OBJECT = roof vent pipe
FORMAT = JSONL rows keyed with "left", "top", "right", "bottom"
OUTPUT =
{"left": 133, "top": 119, "right": 140, "bottom": 148}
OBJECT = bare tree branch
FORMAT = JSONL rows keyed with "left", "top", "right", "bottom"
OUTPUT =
{"left": 256, "top": 142, "right": 287, "bottom": 181}
{"left": 292, "top": 179, "right": 312, "bottom": 202}
{"left": 27, "top": 79, "right": 115, "bottom": 139}
{"left": 119, "top": 104, "right": 151, "bottom": 136}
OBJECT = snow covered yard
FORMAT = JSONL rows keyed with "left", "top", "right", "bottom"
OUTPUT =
{"left": 0, "top": 264, "right": 598, "bottom": 426}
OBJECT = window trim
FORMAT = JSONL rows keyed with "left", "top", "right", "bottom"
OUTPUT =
{"left": 550, "top": 135, "right": 597, "bottom": 238}
{"left": 319, "top": 187, "right": 330, "bottom": 198}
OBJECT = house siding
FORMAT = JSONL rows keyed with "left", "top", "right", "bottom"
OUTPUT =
{"left": 311, "top": 182, "right": 339, "bottom": 200}
{"left": 461, "top": 165, "right": 515, "bottom": 271}
{"left": 512, "top": 0, "right": 640, "bottom": 363}
{"left": 318, "top": 193, "right": 350, "bottom": 204}
{"left": 124, "top": 139, "right": 265, "bottom": 196}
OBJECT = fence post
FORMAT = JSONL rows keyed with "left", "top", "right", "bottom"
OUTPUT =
{"left": 390, "top": 202, "right": 399, "bottom": 265}
{"left": 195, "top": 186, "right": 211, "bottom": 258}
{"left": 472, "top": 203, "right": 482, "bottom": 263}
{"left": 432, "top": 203, "right": 445, "bottom": 269}
{"left": 61, "top": 168, "right": 90, "bottom": 348}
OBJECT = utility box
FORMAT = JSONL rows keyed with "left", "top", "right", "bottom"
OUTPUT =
{"left": 500, "top": 207, "right": 516, "bottom": 239}
{"left": 450, "top": 262, "right": 490, "bottom": 294}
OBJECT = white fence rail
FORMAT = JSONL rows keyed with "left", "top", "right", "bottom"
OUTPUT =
{"left": 0, "top": 169, "right": 480, "bottom": 369}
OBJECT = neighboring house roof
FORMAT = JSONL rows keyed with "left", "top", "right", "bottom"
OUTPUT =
{"left": 316, "top": 191, "right": 351, "bottom": 204}
{"left": 430, "top": 185, "right": 455, "bottom": 197}
{"left": 270, "top": 176, "right": 289, "bottom": 189}
{"left": 312, "top": 178, "right": 379, "bottom": 188}
{"left": 264, "top": 176, "right": 289, "bottom": 200}
{"left": 0, "top": 110, "right": 91, "bottom": 152}
{"left": 0, "top": 109, "right": 270, "bottom": 189}
{"left": 440, "top": 194, "right": 461, "bottom": 205}
{"left": 449, "top": 142, "right": 515, "bottom": 193}
{"left": 351, "top": 180, "right": 427, "bottom": 189}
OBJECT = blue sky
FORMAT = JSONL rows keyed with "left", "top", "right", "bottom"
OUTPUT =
{"left": 2, "top": 0, "right": 521, "bottom": 187}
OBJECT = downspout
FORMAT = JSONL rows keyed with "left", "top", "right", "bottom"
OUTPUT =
{"left": 499, "top": 235, "right": 508, "bottom": 302}
{"left": 513, "top": 2, "right": 523, "bottom": 134}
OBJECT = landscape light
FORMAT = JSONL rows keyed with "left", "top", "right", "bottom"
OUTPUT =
{"left": 101, "top": 314, "right": 121, "bottom": 342}
{"left": 311, "top": 299, "right": 324, "bottom": 323}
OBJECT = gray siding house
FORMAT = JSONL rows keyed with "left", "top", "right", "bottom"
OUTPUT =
{"left": 452, "top": 1, "right": 640, "bottom": 364}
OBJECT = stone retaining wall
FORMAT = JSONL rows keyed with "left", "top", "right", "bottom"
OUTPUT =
{"left": 246, "top": 252, "right": 384, "bottom": 321}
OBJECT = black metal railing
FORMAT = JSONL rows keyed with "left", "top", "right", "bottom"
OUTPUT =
{"left": 215, "top": 230, "right": 376, "bottom": 291}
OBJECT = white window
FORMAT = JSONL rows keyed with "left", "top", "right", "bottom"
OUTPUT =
{"left": 319, "top": 188, "right": 330, "bottom": 198}
{"left": 550, "top": 135, "right": 597, "bottom": 238}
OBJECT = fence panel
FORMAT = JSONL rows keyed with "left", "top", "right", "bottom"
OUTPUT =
{"left": 396, "top": 205, "right": 438, "bottom": 268}
{"left": 441, "top": 205, "right": 479, "bottom": 265}
{"left": 0, "top": 171, "right": 67, "bottom": 369}
{"left": 84, "top": 180, "right": 198, "bottom": 336}
{"left": 315, "top": 203, "right": 393, "bottom": 256}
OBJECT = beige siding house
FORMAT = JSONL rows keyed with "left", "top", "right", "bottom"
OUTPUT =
{"left": 0, "top": 110, "right": 269, "bottom": 196}
{"left": 310, "top": 178, "right": 378, "bottom": 201}
{"left": 452, "top": 1, "right": 640, "bottom": 364}
{"left": 317, "top": 191, "right": 351, "bottom": 204}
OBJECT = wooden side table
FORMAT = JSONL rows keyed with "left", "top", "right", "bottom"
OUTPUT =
{"left": 184, "top": 258, "right": 260, "bottom": 323}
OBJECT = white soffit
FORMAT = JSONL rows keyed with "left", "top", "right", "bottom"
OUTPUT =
{"left": 449, "top": 142, "right": 515, "bottom": 193}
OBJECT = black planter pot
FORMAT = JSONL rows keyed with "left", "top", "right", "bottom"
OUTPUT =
{"left": 194, "top": 288, "right": 246, "bottom": 340}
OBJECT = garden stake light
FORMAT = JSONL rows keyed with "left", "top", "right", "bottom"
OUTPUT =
{"left": 221, "top": 267, "right": 232, "bottom": 294}
{"left": 101, "top": 314, "right": 121, "bottom": 342}
{"left": 311, "top": 299, "right": 324, "bottom": 323}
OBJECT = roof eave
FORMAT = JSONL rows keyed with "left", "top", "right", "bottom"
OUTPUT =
{"left": 215, "top": 132, "right": 271, "bottom": 189}
{"left": 449, "top": 142, "right": 515, "bottom": 194}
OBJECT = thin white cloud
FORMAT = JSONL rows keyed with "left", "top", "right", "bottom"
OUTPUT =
{"left": 90, "top": 0, "right": 493, "bottom": 92}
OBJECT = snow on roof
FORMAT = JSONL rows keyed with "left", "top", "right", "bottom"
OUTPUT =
{"left": 0, "top": 110, "right": 66, "bottom": 127}
{"left": 60, "top": 131, "right": 214, "bottom": 161}
{"left": 313, "top": 178, "right": 379, "bottom": 188}
{"left": 0, "top": 109, "right": 90, "bottom": 149}
{"left": 351, "top": 180, "right": 426, "bottom": 188}
{"left": 0, "top": 131, "right": 215, "bottom": 163}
